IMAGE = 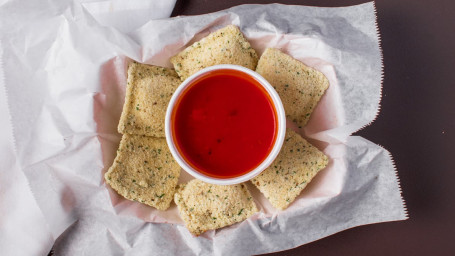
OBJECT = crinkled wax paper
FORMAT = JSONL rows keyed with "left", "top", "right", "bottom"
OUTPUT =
{"left": 0, "top": 1, "right": 407, "bottom": 255}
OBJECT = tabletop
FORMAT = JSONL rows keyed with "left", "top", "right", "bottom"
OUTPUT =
{"left": 169, "top": 0, "right": 455, "bottom": 255}
{"left": 41, "top": 0, "right": 454, "bottom": 255}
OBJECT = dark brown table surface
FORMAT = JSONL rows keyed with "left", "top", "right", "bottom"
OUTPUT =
{"left": 171, "top": 0, "right": 455, "bottom": 255}
{"left": 43, "top": 1, "right": 453, "bottom": 255}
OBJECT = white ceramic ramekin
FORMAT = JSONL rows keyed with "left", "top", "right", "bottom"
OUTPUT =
{"left": 165, "top": 64, "right": 286, "bottom": 185}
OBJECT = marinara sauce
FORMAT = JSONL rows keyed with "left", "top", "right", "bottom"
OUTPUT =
{"left": 172, "top": 69, "right": 277, "bottom": 178}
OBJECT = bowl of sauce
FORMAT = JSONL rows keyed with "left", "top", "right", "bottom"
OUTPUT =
{"left": 165, "top": 64, "right": 286, "bottom": 185}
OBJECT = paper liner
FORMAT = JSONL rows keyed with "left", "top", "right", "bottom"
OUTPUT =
{"left": 0, "top": 2, "right": 407, "bottom": 255}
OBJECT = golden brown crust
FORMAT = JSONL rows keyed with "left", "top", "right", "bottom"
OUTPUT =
{"left": 118, "top": 62, "right": 180, "bottom": 137}
{"left": 251, "top": 129, "right": 328, "bottom": 210}
{"left": 174, "top": 179, "right": 258, "bottom": 235}
{"left": 256, "top": 48, "right": 329, "bottom": 128}
{"left": 170, "top": 25, "right": 258, "bottom": 80}
{"left": 105, "top": 134, "right": 180, "bottom": 210}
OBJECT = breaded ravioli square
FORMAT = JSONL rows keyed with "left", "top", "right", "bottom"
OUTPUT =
{"left": 251, "top": 129, "right": 328, "bottom": 210}
{"left": 105, "top": 134, "right": 180, "bottom": 210}
{"left": 256, "top": 48, "right": 329, "bottom": 128}
{"left": 170, "top": 25, "right": 258, "bottom": 80}
{"left": 118, "top": 62, "right": 181, "bottom": 137}
{"left": 174, "top": 179, "right": 258, "bottom": 235}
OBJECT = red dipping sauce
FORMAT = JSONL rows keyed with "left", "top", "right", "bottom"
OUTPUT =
{"left": 172, "top": 69, "right": 278, "bottom": 178}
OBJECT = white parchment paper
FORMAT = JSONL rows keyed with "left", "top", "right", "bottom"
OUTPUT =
{"left": 0, "top": 1, "right": 407, "bottom": 255}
